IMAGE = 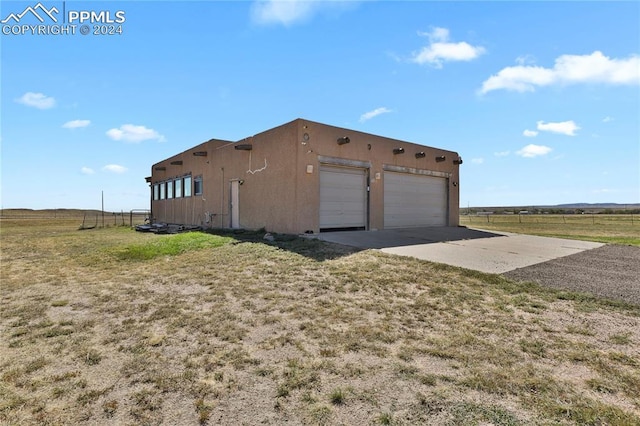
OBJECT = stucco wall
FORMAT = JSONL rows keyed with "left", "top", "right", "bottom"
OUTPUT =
{"left": 150, "top": 118, "right": 461, "bottom": 234}
{"left": 290, "top": 119, "right": 460, "bottom": 232}
{"left": 228, "top": 121, "right": 299, "bottom": 231}
{"left": 150, "top": 139, "right": 229, "bottom": 228}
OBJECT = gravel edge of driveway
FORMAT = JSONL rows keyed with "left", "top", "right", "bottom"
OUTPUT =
{"left": 503, "top": 244, "right": 640, "bottom": 306}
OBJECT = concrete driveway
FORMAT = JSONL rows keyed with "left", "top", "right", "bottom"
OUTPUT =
{"left": 317, "top": 227, "right": 603, "bottom": 274}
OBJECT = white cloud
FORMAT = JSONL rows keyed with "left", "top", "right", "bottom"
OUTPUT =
{"left": 480, "top": 51, "right": 640, "bottom": 94}
{"left": 102, "top": 164, "right": 127, "bottom": 174}
{"left": 359, "top": 107, "right": 392, "bottom": 122}
{"left": 523, "top": 129, "right": 538, "bottom": 137}
{"left": 602, "top": 116, "right": 614, "bottom": 123}
{"left": 516, "top": 144, "right": 552, "bottom": 158}
{"left": 411, "top": 27, "right": 485, "bottom": 68}
{"left": 63, "top": 119, "right": 90, "bottom": 129}
{"left": 81, "top": 167, "right": 95, "bottom": 175}
{"left": 471, "top": 158, "right": 484, "bottom": 164}
{"left": 250, "top": 0, "right": 355, "bottom": 26}
{"left": 494, "top": 150, "right": 510, "bottom": 157}
{"left": 480, "top": 66, "right": 556, "bottom": 93}
{"left": 537, "top": 120, "right": 580, "bottom": 136}
{"left": 515, "top": 54, "right": 536, "bottom": 66}
{"left": 15, "top": 92, "right": 56, "bottom": 109}
{"left": 106, "top": 124, "right": 165, "bottom": 143}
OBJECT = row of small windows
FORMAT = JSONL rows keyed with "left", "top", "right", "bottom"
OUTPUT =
{"left": 153, "top": 175, "right": 202, "bottom": 200}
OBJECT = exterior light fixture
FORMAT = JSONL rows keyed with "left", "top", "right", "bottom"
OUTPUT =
{"left": 415, "top": 151, "right": 426, "bottom": 159}
{"left": 435, "top": 155, "right": 446, "bottom": 162}
{"left": 170, "top": 160, "right": 183, "bottom": 165}
{"left": 337, "top": 136, "right": 350, "bottom": 145}
{"left": 193, "top": 151, "right": 207, "bottom": 156}
{"left": 234, "top": 144, "right": 253, "bottom": 150}
{"left": 453, "top": 157, "right": 463, "bottom": 165}
{"left": 393, "top": 148, "right": 405, "bottom": 155}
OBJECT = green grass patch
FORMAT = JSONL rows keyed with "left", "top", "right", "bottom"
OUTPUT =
{"left": 609, "top": 332, "right": 633, "bottom": 345}
{"left": 448, "top": 401, "right": 521, "bottom": 426}
{"left": 525, "top": 234, "right": 640, "bottom": 246}
{"left": 329, "top": 387, "right": 345, "bottom": 405}
{"left": 109, "top": 232, "right": 232, "bottom": 260}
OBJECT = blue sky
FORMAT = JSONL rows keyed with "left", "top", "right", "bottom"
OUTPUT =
{"left": 2, "top": 1, "right": 639, "bottom": 211}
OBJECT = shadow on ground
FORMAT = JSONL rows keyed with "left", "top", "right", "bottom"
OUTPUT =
{"left": 316, "top": 226, "right": 502, "bottom": 250}
{"left": 206, "top": 228, "right": 360, "bottom": 261}
{"left": 206, "top": 227, "right": 503, "bottom": 261}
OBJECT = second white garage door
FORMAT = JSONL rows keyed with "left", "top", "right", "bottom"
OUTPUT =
{"left": 320, "top": 165, "right": 367, "bottom": 230}
{"left": 384, "top": 172, "right": 448, "bottom": 228}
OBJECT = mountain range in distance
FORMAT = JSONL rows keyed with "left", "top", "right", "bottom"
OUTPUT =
{"left": 467, "top": 203, "right": 640, "bottom": 210}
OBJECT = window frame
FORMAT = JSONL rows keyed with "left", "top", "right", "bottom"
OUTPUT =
{"left": 174, "top": 177, "right": 182, "bottom": 198}
{"left": 167, "top": 180, "right": 173, "bottom": 199}
{"left": 194, "top": 176, "right": 203, "bottom": 196}
{"left": 184, "top": 175, "right": 192, "bottom": 197}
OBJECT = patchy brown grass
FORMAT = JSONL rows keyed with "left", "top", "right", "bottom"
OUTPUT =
{"left": 1, "top": 217, "right": 639, "bottom": 425}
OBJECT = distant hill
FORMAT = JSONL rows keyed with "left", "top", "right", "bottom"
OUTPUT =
{"left": 467, "top": 203, "right": 640, "bottom": 211}
{"left": 552, "top": 203, "right": 640, "bottom": 209}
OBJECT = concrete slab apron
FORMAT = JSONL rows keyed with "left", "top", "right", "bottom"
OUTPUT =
{"left": 380, "top": 232, "right": 604, "bottom": 274}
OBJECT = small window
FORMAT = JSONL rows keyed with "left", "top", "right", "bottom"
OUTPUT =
{"left": 153, "top": 184, "right": 159, "bottom": 201}
{"left": 174, "top": 178, "right": 182, "bottom": 198}
{"left": 184, "top": 176, "right": 192, "bottom": 197}
{"left": 167, "top": 180, "right": 173, "bottom": 199}
{"left": 194, "top": 176, "right": 203, "bottom": 196}
{"left": 160, "top": 182, "right": 166, "bottom": 200}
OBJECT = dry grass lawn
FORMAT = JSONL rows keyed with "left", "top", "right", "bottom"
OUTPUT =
{"left": 1, "top": 217, "right": 639, "bottom": 425}
{"left": 460, "top": 214, "right": 640, "bottom": 246}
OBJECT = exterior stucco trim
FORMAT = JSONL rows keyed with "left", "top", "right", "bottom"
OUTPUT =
{"left": 317, "top": 155, "right": 372, "bottom": 169}
{"left": 382, "top": 164, "right": 451, "bottom": 178}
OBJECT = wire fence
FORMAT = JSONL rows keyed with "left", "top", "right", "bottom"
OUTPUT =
{"left": 0, "top": 210, "right": 150, "bottom": 228}
{"left": 460, "top": 214, "right": 637, "bottom": 226}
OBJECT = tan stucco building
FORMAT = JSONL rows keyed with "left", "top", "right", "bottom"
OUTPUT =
{"left": 148, "top": 118, "right": 462, "bottom": 234}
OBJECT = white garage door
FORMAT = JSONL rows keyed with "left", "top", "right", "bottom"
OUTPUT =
{"left": 320, "top": 165, "right": 367, "bottom": 230}
{"left": 384, "top": 172, "right": 448, "bottom": 228}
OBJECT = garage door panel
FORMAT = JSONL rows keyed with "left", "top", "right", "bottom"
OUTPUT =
{"left": 320, "top": 166, "right": 367, "bottom": 229}
{"left": 384, "top": 172, "right": 447, "bottom": 228}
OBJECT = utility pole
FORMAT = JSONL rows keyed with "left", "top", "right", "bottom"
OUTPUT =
{"left": 101, "top": 191, "right": 105, "bottom": 228}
